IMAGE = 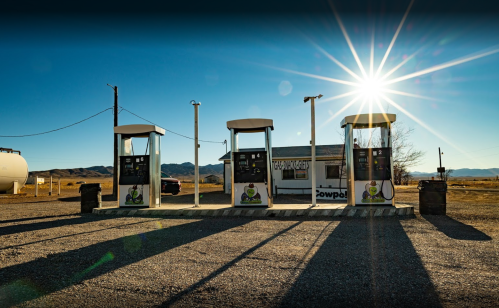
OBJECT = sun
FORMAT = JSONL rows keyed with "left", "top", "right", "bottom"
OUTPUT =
{"left": 359, "top": 77, "right": 384, "bottom": 99}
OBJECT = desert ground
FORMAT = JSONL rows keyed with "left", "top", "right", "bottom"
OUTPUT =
{"left": 0, "top": 178, "right": 498, "bottom": 307}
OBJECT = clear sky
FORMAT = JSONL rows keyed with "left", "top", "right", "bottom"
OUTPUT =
{"left": 1, "top": 0, "right": 498, "bottom": 174}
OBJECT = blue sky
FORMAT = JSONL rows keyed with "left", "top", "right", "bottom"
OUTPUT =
{"left": 1, "top": 1, "right": 499, "bottom": 174}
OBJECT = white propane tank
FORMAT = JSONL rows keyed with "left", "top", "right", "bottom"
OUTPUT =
{"left": 0, "top": 152, "right": 29, "bottom": 192}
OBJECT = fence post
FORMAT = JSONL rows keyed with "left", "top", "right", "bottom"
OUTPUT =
{"left": 49, "top": 176, "right": 52, "bottom": 196}
{"left": 58, "top": 178, "right": 61, "bottom": 195}
{"left": 35, "top": 176, "right": 38, "bottom": 197}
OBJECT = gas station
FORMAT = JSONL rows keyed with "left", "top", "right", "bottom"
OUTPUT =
{"left": 93, "top": 116, "right": 413, "bottom": 217}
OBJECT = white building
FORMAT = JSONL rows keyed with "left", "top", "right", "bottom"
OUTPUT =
{"left": 219, "top": 145, "right": 348, "bottom": 200}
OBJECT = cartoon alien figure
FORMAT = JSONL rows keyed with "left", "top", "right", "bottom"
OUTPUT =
{"left": 126, "top": 185, "right": 144, "bottom": 204}
{"left": 241, "top": 183, "right": 261, "bottom": 203}
{"left": 362, "top": 181, "right": 381, "bottom": 200}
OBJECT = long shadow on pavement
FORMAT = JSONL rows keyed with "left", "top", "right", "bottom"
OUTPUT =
{"left": 0, "top": 214, "right": 78, "bottom": 225}
{"left": 280, "top": 218, "right": 442, "bottom": 307}
{"left": 0, "top": 218, "right": 248, "bottom": 307}
{"left": 0, "top": 215, "right": 116, "bottom": 237}
{"left": 159, "top": 221, "right": 302, "bottom": 307}
{"left": 421, "top": 215, "right": 492, "bottom": 241}
{"left": 58, "top": 194, "right": 116, "bottom": 202}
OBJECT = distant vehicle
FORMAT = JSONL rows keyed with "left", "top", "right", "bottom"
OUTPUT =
{"left": 161, "top": 175, "right": 181, "bottom": 195}
{"left": 76, "top": 181, "right": 86, "bottom": 184}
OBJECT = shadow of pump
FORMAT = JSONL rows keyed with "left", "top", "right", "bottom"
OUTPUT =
{"left": 0, "top": 215, "right": 117, "bottom": 237}
{"left": 422, "top": 215, "right": 492, "bottom": 241}
{"left": 280, "top": 218, "right": 442, "bottom": 307}
{"left": 58, "top": 194, "right": 116, "bottom": 202}
{"left": 0, "top": 218, "right": 248, "bottom": 307}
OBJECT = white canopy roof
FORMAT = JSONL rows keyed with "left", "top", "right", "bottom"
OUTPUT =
{"left": 340, "top": 113, "right": 396, "bottom": 128}
{"left": 114, "top": 124, "right": 165, "bottom": 136}
{"left": 227, "top": 118, "right": 274, "bottom": 132}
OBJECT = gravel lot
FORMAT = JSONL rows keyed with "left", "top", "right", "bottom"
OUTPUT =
{"left": 1, "top": 188, "right": 498, "bottom": 307}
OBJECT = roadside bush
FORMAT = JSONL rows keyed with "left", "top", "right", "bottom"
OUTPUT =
{"left": 67, "top": 182, "right": 74, "bottom": 186}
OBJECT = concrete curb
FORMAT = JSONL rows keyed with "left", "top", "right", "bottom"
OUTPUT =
{"left": 92, "top": 207, "right": 415, "bottom": 218}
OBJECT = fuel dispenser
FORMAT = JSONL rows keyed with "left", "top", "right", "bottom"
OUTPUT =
{"left": 114, "top": 124, "right": 165, "bottom": 208}
{"left": 227, "top": 119, "right": 274, "bottom": 207}
{"left": 341, "top": 114, "right": 396, "bottom": 206}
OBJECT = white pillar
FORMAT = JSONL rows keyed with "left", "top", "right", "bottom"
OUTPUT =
{"left": 35, "top": 176, "right": 38, "bottom": 197}
{"left": 345, "top": 124, "right": 355, "bottom": 206}
{"left": 58, "top": 178, "right": 61, "bottom": 195}
{"left": 311, "top": 97, "right": 317, "bottom": 207}
{"left": 194, "top": 102, "right": 200, "bottom": 208}
{"left": 230, "top": 129, "right": 236, "bottom": 207}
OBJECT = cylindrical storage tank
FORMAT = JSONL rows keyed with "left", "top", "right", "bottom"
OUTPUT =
{"left": 0, "top": 153, "right": 29, "bottom": 192}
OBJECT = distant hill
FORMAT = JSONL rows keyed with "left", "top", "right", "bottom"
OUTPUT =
{"left": 411, "top": 168, "right": 499, "bottom": 177}
{"left": 29, "top": 163, "right": 224, "bottom": 179}
{"left": 30, "top": 165, "right": 498, "bottom": 179}
{"left": 161, "top": 162, "right": 224, "bottom": 177}
{"left": 28, "top": 167, "right": 113, "bottom": 178}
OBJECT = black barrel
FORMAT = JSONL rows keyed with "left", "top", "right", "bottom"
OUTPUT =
{"left": 79, "top": 183, "right": 102, "bottom": 213}
{"left": 418, "top": 180, "right": 447, "bottom": 215}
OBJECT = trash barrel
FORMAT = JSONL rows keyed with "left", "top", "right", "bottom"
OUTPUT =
{"left": 79, "top": 183, "right": 102, "bottom": 213}
{"left": 417, "top": 180, "right": 447, "bottom": 215}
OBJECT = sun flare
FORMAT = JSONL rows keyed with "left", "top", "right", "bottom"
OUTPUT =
{"left": 358, "top": 77, "right": 384, "bottom": 99}
{"left": 267, "top": 0, "right": 499, "bottom": 167}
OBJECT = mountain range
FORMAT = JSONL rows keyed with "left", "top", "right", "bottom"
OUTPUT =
{"left": 29, "top": 162, "right": 224, "bottom": 179}
{"left": 28, "top": 165, "right": 499, "bottom": 179}
{"left": 411, "top": 168, "right": 499, "bottom": 177}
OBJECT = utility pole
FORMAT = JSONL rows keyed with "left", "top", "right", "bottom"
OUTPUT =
{"left": 108, "top": 84, "right": 118, "bottom": 200}
{"left": 304, "top": 94, "right": 323, "bottom": 207}
{"left": 438, "top": 147, "right": 444, "bottom": 180}
{"left": 191, "top": 100, "right": 201, "bottom": 208}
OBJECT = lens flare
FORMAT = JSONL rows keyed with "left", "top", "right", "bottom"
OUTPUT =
{"left": 263, "top": 0, "right": 498, "bottom": 170}
{"left": 359, "top": 78, "right": 384, "bottom": 99}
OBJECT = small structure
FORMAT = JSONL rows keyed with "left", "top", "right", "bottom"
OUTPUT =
{"left": 26, "top": 177, "right": 45, "bottom": 185}
{"left": 204, "top": 175, "right": 220, "bottom": 183}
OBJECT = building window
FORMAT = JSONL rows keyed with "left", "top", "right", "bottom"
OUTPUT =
{"left": 282, "top": 169, "right": 308, "bottom": 180}
{"left": 282, "top": 169, "right": 294, "bottom": 180}
{"left": 326, "top": 165, "right": 340, "bottom": 179}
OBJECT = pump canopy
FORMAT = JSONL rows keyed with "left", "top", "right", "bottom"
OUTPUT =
{"left": 340, "top": 113, "right": 396, "bottom": 129}
{"left": 227, "top": 119, "right": 274, "bottom": 133}
{"left": 114, "top": 124, "right": 165, "bottom": 137}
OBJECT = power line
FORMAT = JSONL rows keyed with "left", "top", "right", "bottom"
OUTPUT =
{"left": 0, "top": 107, "right": 113, "bottom": 138}
{"left": 120, "top": 107, "right": 225, "bottom": 144}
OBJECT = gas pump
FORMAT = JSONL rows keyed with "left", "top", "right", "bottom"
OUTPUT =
{"left": 341, "top": 114, "right": 396, "bottom": 206}
{"left": 227, "top": 119, "right": 274, "bottom": 207}
{"left": 119, "top": 155, "right": 150, "bottom": 206}
{"left": 114, "top": 124, "right": 165, "bottom": 208}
